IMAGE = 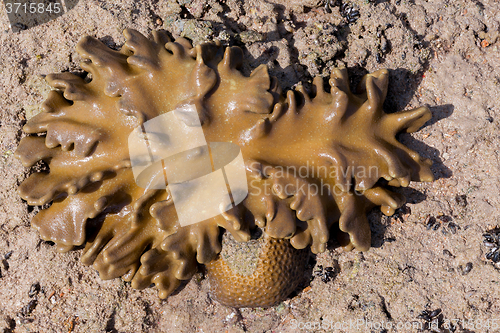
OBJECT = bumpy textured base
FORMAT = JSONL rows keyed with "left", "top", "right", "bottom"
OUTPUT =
{"left": 206, "top": 232, "right": 309, "bottom": 308}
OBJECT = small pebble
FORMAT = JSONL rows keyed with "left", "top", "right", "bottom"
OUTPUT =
{"left": 429, "top": 309, "right": 441, "bottom": 317}
{"left": 284, "top": 22, "right": 294, "bottom": 33}
{"left": 455, "top": 194, "right": 467, "bottom": 207}
{"left": 483, "top": 233, "right": 495, "bottom": 242}
{"left": 381, "top": 39, "right": 389, "bottom": 53}
{"left": 483, "top": 229, "right": 500, "bottom": 263}
{"left": 20, "top": 299, "right": 37, "bottom": 317}
{"left": 443, "top": 249, "right": 454, "bottom": 258}
{"left": 28, "top": 283, "right": 40, "bottom": 298}
{"left": 461, "top": 262, "right": 473, "bottom": 275}
{"left": 425, "top": 216, "right": 436, "bottom": 230}
{"left": 314, "top": 265, "right": 336, "bottom": 283}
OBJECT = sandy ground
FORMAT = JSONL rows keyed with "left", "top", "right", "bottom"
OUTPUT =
{"left": 1, "top": 0, "right": 500, "bottom": 332}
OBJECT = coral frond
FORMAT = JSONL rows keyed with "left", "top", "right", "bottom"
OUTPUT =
{"left": 384, "top": 105, "right": 432, "bottom": 134}
{"left": 357, "top": 69, "right": 389, "bottom": 110}
{"left": 16, "top": 136, "right": 54, "bottom": 167}
{"left": 45, "top": 73, "right": 92, "bottom": 101}
{"left": 210, "top": 47, "right": 274, "bottom": 121}
{"left": 41, "top": 90, "right": 72, "bottom": 112}
{"left": 18, "top": 169, "right": 110, "bottom": 206}
{"left": 31, "top": 169, "right": 133, "bottom": 248}
{"left": 77, "top": 36, "right": 129, "bottom": 83}
{"left": 329, "top": 66, "right": 351, "bottom": 96}
{"left": 122, "top": 28, "right": 165, "bottom": 70}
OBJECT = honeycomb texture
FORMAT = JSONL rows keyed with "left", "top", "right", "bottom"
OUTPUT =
{"left": 206, "top": 233, "right": 309, "bottom": 308}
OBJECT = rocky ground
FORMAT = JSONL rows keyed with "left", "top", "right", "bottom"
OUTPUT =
{"left": 1, "top": 0, "right": 500, "bottom": 332}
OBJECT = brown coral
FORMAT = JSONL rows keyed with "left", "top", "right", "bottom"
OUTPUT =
{"left": 15, "top": 29, "right": 433, "bottom": 307}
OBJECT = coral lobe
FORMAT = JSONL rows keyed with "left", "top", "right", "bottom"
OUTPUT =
{"left": 15, "top": 29, "right": 433, "bottom": 307}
